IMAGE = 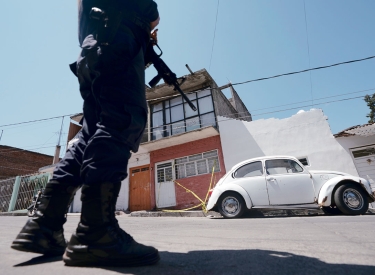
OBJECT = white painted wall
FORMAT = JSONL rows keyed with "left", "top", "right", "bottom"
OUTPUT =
{"left": 218, "top": 109, "right": 359, "bottom": 176}
{"left": 70, "top": 150, "right": 150, "bottom": 212}
{"left": 335, "top": 135, "right": 375, "bottom": 155}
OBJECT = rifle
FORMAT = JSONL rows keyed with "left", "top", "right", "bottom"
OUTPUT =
{"left": 145, "top": 41, "right": 197, "bottom": 111}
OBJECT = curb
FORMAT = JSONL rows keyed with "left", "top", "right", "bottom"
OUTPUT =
{"left": 130, "top": 210, "right": 221, "bottom": 218}
{"left": 0, "top": 212, "right": 28, "bottom": 216}
{"left": 130, "top": 208, "right": 375, "bottom": 218}
{"left": 1, "top": 208, "right": 374, "bottom": 218}
{"left": 129, "top": 209, "right": 324, "bottom": 218}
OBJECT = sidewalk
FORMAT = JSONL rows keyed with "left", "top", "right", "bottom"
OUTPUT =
{"left": 129, "top": 208, "right": 326, "bottom": 218}
{"left": 2, "top": 208, "right": 374, "bottom": 218}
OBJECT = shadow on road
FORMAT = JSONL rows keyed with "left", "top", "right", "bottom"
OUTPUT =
{"left": 11, "top": 249, "right": 374, "bottom": 274}
{"left": 14, "top": 255, "right": 62, "bottom": 267}
{"left": 59, "top": 249, "right": 374, "bottom": 275}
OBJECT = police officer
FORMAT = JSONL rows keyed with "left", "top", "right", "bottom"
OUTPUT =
{"left": 12, "top": 0, "right": 160, "bottom": 267}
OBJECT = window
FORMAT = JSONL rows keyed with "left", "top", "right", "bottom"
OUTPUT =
{"left": 298, "top": 157, "right": 309, "bottom": 166}
{"left": 234, "top": 161, "right": 263, "bottom": 178}
{"left": 175, "top": 150, "right": 220, "bottom": 179}
{"left": 352, "top": 146, "right": 375, "bottom": 158}
{"left": 150, "top": 89, "right": 216, "bottom": 140}
{"left": 265, "top": 159, "right": 303, "bottom": 175}
{"left": 157, "top": 163, "right": 173, "bottom": 182}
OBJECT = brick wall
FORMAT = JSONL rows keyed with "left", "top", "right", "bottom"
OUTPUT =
{"left": 0, "top": 145, "right": 53, "bottom": 180}
{"left": 150, "top": 136, "right": 226, "bottom": 209}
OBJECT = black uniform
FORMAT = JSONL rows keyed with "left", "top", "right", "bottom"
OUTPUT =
{"left": 53, "top": 0, "right": 158, "bottom": 186}
{"left": 11, "top": 0, "right": 160, "bottom": 267}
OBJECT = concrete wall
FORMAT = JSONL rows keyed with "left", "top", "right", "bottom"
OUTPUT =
{"left": 218, "top": 109, "right": 359, "bottom": 176}
{"left": 335, "top": 135, "right": 375, "bottom": 155}
{"left": 150, "top": 136, "right": 226, "bottom": 210}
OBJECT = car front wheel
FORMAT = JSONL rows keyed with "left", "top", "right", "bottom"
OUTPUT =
{"left": 218, "top": 192, "right": 245, "bottom": 219}
{"left": 334, "top": 183, "right": 369, "bottom": 215}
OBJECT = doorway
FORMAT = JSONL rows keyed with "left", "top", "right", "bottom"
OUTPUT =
{"left": 129, "top": 165, "right": 152, "bottom": 211}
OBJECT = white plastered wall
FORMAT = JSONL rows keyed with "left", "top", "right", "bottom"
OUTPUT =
{"left": 70, "top": 150, "right": 150, "bottom": 213}
{"left": 335, "top": 135, "right": 375, "bottom": 155}
{"left": 218, "top": 109, "right": 358, "bottom": 176}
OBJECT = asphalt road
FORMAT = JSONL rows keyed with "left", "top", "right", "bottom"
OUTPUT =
{"left": 1, "top": 214, "right": 375, "bottom": 275}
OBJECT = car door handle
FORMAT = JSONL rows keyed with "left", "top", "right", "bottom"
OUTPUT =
{"left": 267, "top": 177, "right": 275, "bottom": 181}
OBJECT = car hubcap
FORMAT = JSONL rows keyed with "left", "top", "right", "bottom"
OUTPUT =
{"left": 343, "top": 188, "right": 363, "bottom": 210}
{"left": 222, "top": 196, "right": 239, "bottom": 215}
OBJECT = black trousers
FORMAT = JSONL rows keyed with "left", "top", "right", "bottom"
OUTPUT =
{"left": 53, "top": 29, "right": 147, "bottom": 187}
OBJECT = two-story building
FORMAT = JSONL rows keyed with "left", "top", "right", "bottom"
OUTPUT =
{"left": 67, "top": 69, "right": 251, "bottom": 212}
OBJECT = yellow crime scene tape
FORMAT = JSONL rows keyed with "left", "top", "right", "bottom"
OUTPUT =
{"left": 159, "top": 161, "right": 217, "bottom": 213}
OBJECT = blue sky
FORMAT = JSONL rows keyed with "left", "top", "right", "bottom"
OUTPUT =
{"left": 0, "top": 0, "right": 374, "bottom": 158}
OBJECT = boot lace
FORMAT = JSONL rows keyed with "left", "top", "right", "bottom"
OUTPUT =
{"left": 110, "top": 220, "right": 134, "bottom": 244}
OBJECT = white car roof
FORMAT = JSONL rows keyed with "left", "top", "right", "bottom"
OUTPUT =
{"left": 230, "top": 155, "right": 300, "bottom": 171}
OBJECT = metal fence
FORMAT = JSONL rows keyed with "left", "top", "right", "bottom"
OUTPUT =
{"left": 0, "top": 173, "right": 50, "bottom": 213}
{"left": 0, "top": 177, "right": 16, "bottom": 212}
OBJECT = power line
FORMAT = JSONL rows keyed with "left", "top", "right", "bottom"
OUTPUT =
{"left": 1, "top": 86, "right": 372, "bottom": 138}
{"left": 0, "top": 142, "right": 57, "bottom": 153}
{"left": 303, "top": 0, "right": 314, "bottom": 107}
{"left": 0, "top": 145, "right": 56, "bottom": 155}
{"left": 208, "top": 0, "right": 220, "bottom": 72}
{"left": 252, "top": 95, "right": 365, "bottom": 117}
{"left": 2, "top": 55, "right": 374, "bottom": 130}
{"left": 231, "top": 55, "right": 375, "bottom": 87}
{"left": 147, "top": 94, "right": 367, "bottom": 136}
{"left": 250, "top": 88, "right": 375, "bottom": 112}
{"left": 0, "top": 114, "right": 76, "bottom": 128}
{"left": 146, "top": 54, "right": 375, "bottom": 103}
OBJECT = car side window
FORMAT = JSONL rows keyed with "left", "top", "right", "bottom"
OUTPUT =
{"left": 265, "top": 159, "right": 303, "bottom": 175}
{"left": 234, "top": 161, "right": 263, "bottom": 178}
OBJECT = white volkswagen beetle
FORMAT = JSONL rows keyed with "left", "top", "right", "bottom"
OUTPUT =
{"left": 206, "top": 156, "right": 375, "bottom": 218}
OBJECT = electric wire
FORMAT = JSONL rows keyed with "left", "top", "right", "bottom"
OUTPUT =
{"left": 0, "top": 142, "right": 57, "bottom": 153}
{"left": 250, "top": 88, "right": 375, "bottom": 112}
{"left": 0, "top": 114, "right": 76, "bottom": 128}
{"left": 148, "top": 94, "right": 367, "bottom": 136}
{"left": 231, "top": 55, "right": 375, "bottom": 87}
{"left": 1, "top": 56, "right": 374, "bottom": 130}
{"left": 208, "top": 0, "right": 220, "bottom": 72}
{"left": 0, "top": 86, "right": 372, "bottom": 147}
{"left": 146, "top": 55, "right": 375, "bottom": 103}
{"left": 0, "top": 145, "right": 57, "bottom": 154}
{"left": 303, "top": 0, "right": 314, "bottom": 107}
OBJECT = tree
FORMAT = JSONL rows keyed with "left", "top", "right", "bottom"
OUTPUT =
{"left": 364, "top": 93, "right": 375, "bottom": 123}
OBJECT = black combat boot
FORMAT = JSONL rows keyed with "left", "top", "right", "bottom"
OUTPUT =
{"left": 11, "top": 180, "right": 79, "bottom": 256}
{"left": 63, "top": 182, "right": 159, "bottom": 267}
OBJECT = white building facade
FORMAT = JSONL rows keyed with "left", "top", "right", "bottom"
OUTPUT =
{"left": 218, "top": 109, "right": 359, "bottom": 176}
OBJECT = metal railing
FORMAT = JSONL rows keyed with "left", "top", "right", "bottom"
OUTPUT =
{"left": 0, "top": 173, "right": 51, "bottom": 213}
{"left": 0, "top": 177, "right": 16, "bottom": 212}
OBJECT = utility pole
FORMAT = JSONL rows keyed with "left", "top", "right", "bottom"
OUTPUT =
{"left": 53, "top": 117, "right": 64, "bottom": 164}
{"left": 0, "top": 130, "right": 3, "bottom": 143}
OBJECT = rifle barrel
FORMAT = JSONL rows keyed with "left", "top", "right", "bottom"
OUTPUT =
{"left": 173, "top": 83, "right": 197, "bottom": 111}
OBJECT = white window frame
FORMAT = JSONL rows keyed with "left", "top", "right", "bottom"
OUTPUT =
{"left": 175, "top": 150, "right": 221, "bottom": 179}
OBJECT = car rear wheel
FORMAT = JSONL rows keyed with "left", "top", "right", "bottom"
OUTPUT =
{"left": 334, "top": 183, "right": 369, "bottom": 215}
{"left": 218, "top": 192, "right": 245, "bottom": 219}
{"left": 321, "top": 206, "right": 342, "bottom": 215}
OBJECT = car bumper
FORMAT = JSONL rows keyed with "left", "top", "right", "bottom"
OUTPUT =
{"left": 206, "top": 188, "right": 222, "bottom": 210}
